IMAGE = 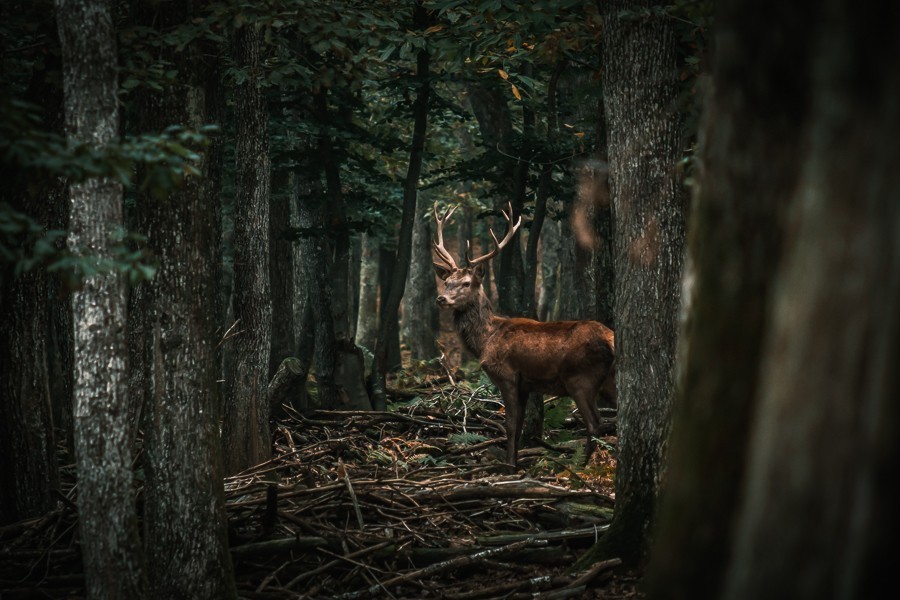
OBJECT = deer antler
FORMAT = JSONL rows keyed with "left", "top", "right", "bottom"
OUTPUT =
{"left": 432, "top": 203, "right": 459, "bottom": 270}
{"left": 467, "top": 202, "right": 522, "bottom": 266}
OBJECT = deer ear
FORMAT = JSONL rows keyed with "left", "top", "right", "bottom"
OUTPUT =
{"left": 472, "top": 263, "right": 486, "bottom": 282}
{"left": 434, "top": 263, "right": 452, "bottom": 281}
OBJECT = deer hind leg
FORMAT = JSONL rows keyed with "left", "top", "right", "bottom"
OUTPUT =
{"left": 569, "top": 387, "right": 602, "bottom": 464}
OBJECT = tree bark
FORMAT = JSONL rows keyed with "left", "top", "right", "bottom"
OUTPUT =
{"left": 402, "top": 204, "right": 440, "bottom": 360}
{"left": 223, "top": 22, "right": 273, "bottom": 474}
{"left": 0, "top": 13, "right": 63, "bottom": 525}
{"left": 129, "top": 3, "right": 237, "bottom": 598}
{"left": 295, "top": 183, "right": 339, "bottom": 409}
{"left": 269, "top": 186, "right": 294, "bottom": 379}
{"left": 56, "top": 0, "right": 147, "bottom": 596}
{"left": 0, "top": 242, "right": 58, "bottom": 525}
{"left": 355, "top": 232, "right": 380, "bottom": 352}
{"left": 372, "top": 0, "right": 432, "bottom": 410}
{"left": 378, "top": 243, "right": 403, "bottom": 369}
{"left": 537, "top": 215, "right": 560, "bottom": 321}
{"left": 720, "top": 3, "right": 900, "bottom": 597}
{"left": 580, "top": 0, "right": 686, "bottom": 567}
{"left": 645, "top": 1, "right": 812, "bottom": 596}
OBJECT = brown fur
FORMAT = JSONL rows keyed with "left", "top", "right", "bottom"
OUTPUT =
{"left": 435, "top": 262, "right": 617, "bottom": 467}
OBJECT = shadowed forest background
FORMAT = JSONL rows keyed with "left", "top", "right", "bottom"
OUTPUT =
{"left": 1, "top": 0, "right": 897, "bottom": 599}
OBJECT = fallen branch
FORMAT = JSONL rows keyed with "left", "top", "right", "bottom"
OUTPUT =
{"left": 337, "top": 538, "right": 548, "bottom": 599}
{"left": 230, "top": 536, "right": 326, "bottom": 559}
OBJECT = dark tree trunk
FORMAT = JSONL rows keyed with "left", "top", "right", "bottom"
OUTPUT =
{"left": 372, "top": 0, "right": 432, "bottom": 410}
{"left": 466, "top": 79, "right": 524, "bottom": 315}
{"left": 355, "top": 232, "right": 380, "bottom": 352}
{"left": 55, "top": 0, "right": 147, "bottom": 596}
{"left": 348, "top": 235, "right": 361, "bottom": 341}
{"left": 0, "top": 13, "right": 63, "bottom": 525}
{"left": 645, "top": 2, "right": 812, "bottom": 596}
{"left": 378, "top": 243, "right": 402, "bottom": 370}
{"left": 0, "top": 252, "right": 58, "bottom": 526}
{"left": 223, "top": 22, "right": 272, "bottom": 474}
{"left": 497, "top": 103, "right": 531, "bottom": 318}
{"left": 129, "top": 4, "right": 237, "bottom": 598}
{"left": 295, "top": 185, "right": 339, "bottom": 409}
{"left": 402, "top": 204, "right": 439, "bottom": 360}
{"left": 320, "top": 135, "right": 353, "bottom": 342}
{"left": 269, "top": 187, "right": 295, "bottom": 379}
{"left": 579, "top": 0, "right": 686, "bottom": 567}
{"left": 288, "top": 172, "right": 314, "bottom": 413}
{"left": 651, "top": 2, "right": 900, "bottom": 598}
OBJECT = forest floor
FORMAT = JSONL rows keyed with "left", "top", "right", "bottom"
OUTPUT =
{"left": 0, "top": 343, "right": 642, "bottom": 599}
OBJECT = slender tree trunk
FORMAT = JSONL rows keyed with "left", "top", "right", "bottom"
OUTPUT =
{"left": 402, "top": 204, "right": 439, "bottom": 360}
{"left": 355, "top": 232, "right": 380, "bottom": 351}
{"left": 538, "top": 215, "right": 560, "bottom": 321}
{"left": 378, "top": 244, "right": 403, "bottom": 369}
{"left": 579, "top": 0, "right": 686, "bottom": 567}
{"left": 556, "top": 216, "right": 586, "bottom": 320}
{"left": 223, "top": 22, "right": 272, "bottom": 474}
{"left": 56, "top": 0, "right": 147, "bottom": 596}
{"left": 372, "top": 0, "right": 432, "bottom": 410}
{"left": 295, "top": 183, "right": 339, "bottom": 409}
{"left": 498, "top": 101, "right": 532, "bottom": 317}
{"left": 205, "top": 47, "right": 228, "bottom": 399}
{"left": 269, "top": 186, "right": 295, "bottom": 379}
{"left": 287, "top": 172, "right": 313, "bottom": 411}
{"left": 323, "top": 156, "right": 353, "bottom": 342}
{"left": 349, "top": 235, "right": 361, "bottom": 341}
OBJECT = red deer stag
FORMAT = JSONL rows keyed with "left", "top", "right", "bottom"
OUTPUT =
{"left": 432, "top": 203, "right": 617, "bottom": 468}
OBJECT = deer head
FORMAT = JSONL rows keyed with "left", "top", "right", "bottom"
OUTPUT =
{"left": 432, "top": 202, "right": 522, "bottom": 310}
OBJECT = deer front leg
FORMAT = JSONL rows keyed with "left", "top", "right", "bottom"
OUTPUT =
{"left": 496, "top": 379, "right": 522, "bottom": 468}
{"left": 570, "top": 388, "right": 603, "bottom": 464}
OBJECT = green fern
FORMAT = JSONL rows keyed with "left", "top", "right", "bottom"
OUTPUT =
{"left": 448, "top": 432, "right": 489, "bottom": 445}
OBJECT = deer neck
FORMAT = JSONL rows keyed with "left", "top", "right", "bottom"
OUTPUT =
{"left": 453, "top": 288, "right": 496, "bottom": 358}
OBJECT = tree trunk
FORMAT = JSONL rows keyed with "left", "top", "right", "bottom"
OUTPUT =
{"left": 0, "top": 17, "right": 63, "bottom": 525}
{"left": 348, "top": 235, "right": 362, "bottom": 341}
{"left": 721, "top": 3, "right": 899, "bottom": 598}
{"left": 223, "top": 22, "right": 273, "bottom": 474}
{"left": 537, "top": 215, "right": 560, "bottom": 321}
{"left": 295, "top": 185, "right": 339, "bottom": 409}
{"left": 644, "top": 1, "right": 811, "bottom": 596}
{"left": 0, "top": 243, "right": 58, "bottom": 526}
{"left": 129, "top": 4, "right": 237, "bottom": 598}
{"left": 372, "top": 0, "right": 432, "bottom": 410}
{"left": 402, "top": 204, "right": 439, "bottom": 360}
{"left": 56, "top": 0, "right": 147, "bottom": 596}
{"left": 355, "top": 232, "right": 380, "bottom": 352}
{"left": 378, "top": 243, "right": 403, "bottom": 370}
{"left": 580, "top": 0, "right": 686, "bottom": 567}
{"left": 556, "top": 216, "right": 587, "bottom": 320}
{"left": 290, "top": 174, "right": 315, "bottom": 412}
{"left": 269, "top": 186, "right": 294, "bottom": 379}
